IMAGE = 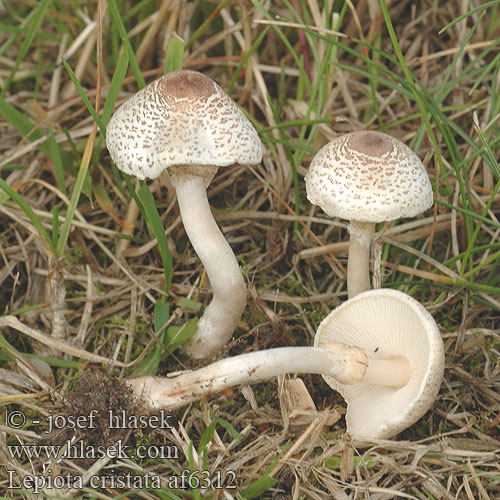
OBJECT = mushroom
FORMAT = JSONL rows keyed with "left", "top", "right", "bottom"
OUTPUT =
{"left": 126, "top": 342, "right": 368, "bottom": 411}
{"left": 106, "top": 70, "right": 262, "bottom": 359}
{"left": 314, "top": 288, "right": 444, "bottom": 439}
{"left": 305, "top": 131, "right": 433, "bottom": 298}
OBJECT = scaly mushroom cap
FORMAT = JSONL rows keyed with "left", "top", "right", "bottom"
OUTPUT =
{"left": 305, "top": 131, "right": 433, "bottom": 222}
{"left": 314, "top": 289, "right": 444, "bottom": 439}
{"left": 106, "top": 70, "right": 262, "bottom": 179}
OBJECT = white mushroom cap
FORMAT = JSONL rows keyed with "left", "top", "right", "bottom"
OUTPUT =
{"left": 106, "top": 70, "right": 262, "bottom": 179}
{"left": 305, "top": 131, "right": 433, "bottom": 223}
{"left": 314, "top": 288, "right": 444, "bottom": 439}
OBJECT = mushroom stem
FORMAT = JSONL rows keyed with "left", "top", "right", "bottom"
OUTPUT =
{"left": 364, "top": 355, "right": 411, "bottom": 389}
{"left": 347, "top": 221, "right": 376, "bottom": 298}
{"left": 127, "top": 342, "right": 368, "bottom": 411}
{"left": 170, "top": 170, "right": 247, "bottom": 359}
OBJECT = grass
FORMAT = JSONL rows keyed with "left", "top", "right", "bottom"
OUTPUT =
{"left": 0, "top": 0, "right": 499, "bottom": 498}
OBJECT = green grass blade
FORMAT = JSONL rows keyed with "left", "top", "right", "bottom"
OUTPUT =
{"left": 435, "top": 198, "right": 500, "bottom": 231}
{"left": 378, "top": 0, "right": 473, "bottom": 245}
{"left": 62, "top": 58, "right": 105, "bottom": 133}
{"left": 164, "top": 319, "right": 198, "bottom": 348}
{"left": 0, "top": 178, "right": 53, "bottom": 251}
{"left": 0, "top": 97, "right": 46, "bottom": 139}
{"left": 164, "top": 35, "right": 184, "bottom": 74}
{"left": 434, "top": 12, "right": 485, "bottom": 104}
{"left": 197, "top": 420, "right": 217, "bottom": 455}
{"left": 101, "top": 50, "right": 129, "bottom": 128}
{"left": 266, "top": 95, "right": 301, "bottom": 231}
{"left": 378, "top": 1, "right": 443, "bottom": 159}
{"left": 459, "top": 120, "right": 500, "bottom": 275}
{"left": 129, "top": 333, "right": 167, "bottom": 377}
{"left": 213, "top": 415, "right": 242, "bottom": 440}
{"left": 137, "top": 182, "right": 173, "bottom": 296}
{"left": 473, "top": 116, "right": 500, "bottom": 178}
{"left": 51, "top": 205, "right": 59, "bottom": 249}
{"left": 227, "top": 26, "right": 269, "bottom": 94}
{"left": 0, "top": 98, "right": 72, "bottom": 174}
{"left": 250, "top": 0, "right": 312, "bottom": 96}
{"left": 46, "top": 130, "right": 67, "bottom": 196}
{"left": 107, "top": 0, "right": 146, "bottom": 89}
{"left": 469, "top": 50, "right": 500, "bottom": 95}
{"left": 239, "top": 442, "right": 288, "bottom": 499}
{"left": 130, "top": 302, "right": 173, "bottom": 377}
{"left": 185, "top": 0, "right": 231, "bottom": 50}
{"left": 0, "top": 9, "right": 36, "bottom": 58}
{"left": 0, "top": 0, "right": 51, "bottom": 98}
{"left": 55, "top": 138, "right": 93, "bottom": 257}
{"left": 439, "top": 0, "right": 500, "bottom": 33}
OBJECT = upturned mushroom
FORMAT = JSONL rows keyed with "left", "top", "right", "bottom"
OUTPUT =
{"left": 314, "top": 288, "right": 444, "bottom": 439}
{"left": 106, "top": 70, "right": 262, "bottom": 359}
{"left": 126, "top": 342, "right": 368, "bottom": 410}
{"left": 305, "top": 131, "right": 433, "bottom": 298}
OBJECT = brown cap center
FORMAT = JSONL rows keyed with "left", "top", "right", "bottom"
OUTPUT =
{"left": 348, "top": 131, "right": 394, "bottom": 158}
{"left": 157, "top": 70, "right": 217, "bottom": 100}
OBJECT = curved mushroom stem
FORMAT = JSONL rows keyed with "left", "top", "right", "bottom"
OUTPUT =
{"left": 170, "top": 169, "right": 247, "bottom": 359}
{"left": 127, "top": 342, "right": 368, "bottom": 411}
{"left": 364, "top": 355, "right": 411, "bottom": 389}
{"left": 347, "top": 221, "right": 376, "bottom": 298}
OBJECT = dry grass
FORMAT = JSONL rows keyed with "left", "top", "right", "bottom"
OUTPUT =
{"left": 0, "top": 0, "right": 499, "bottom": 498}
